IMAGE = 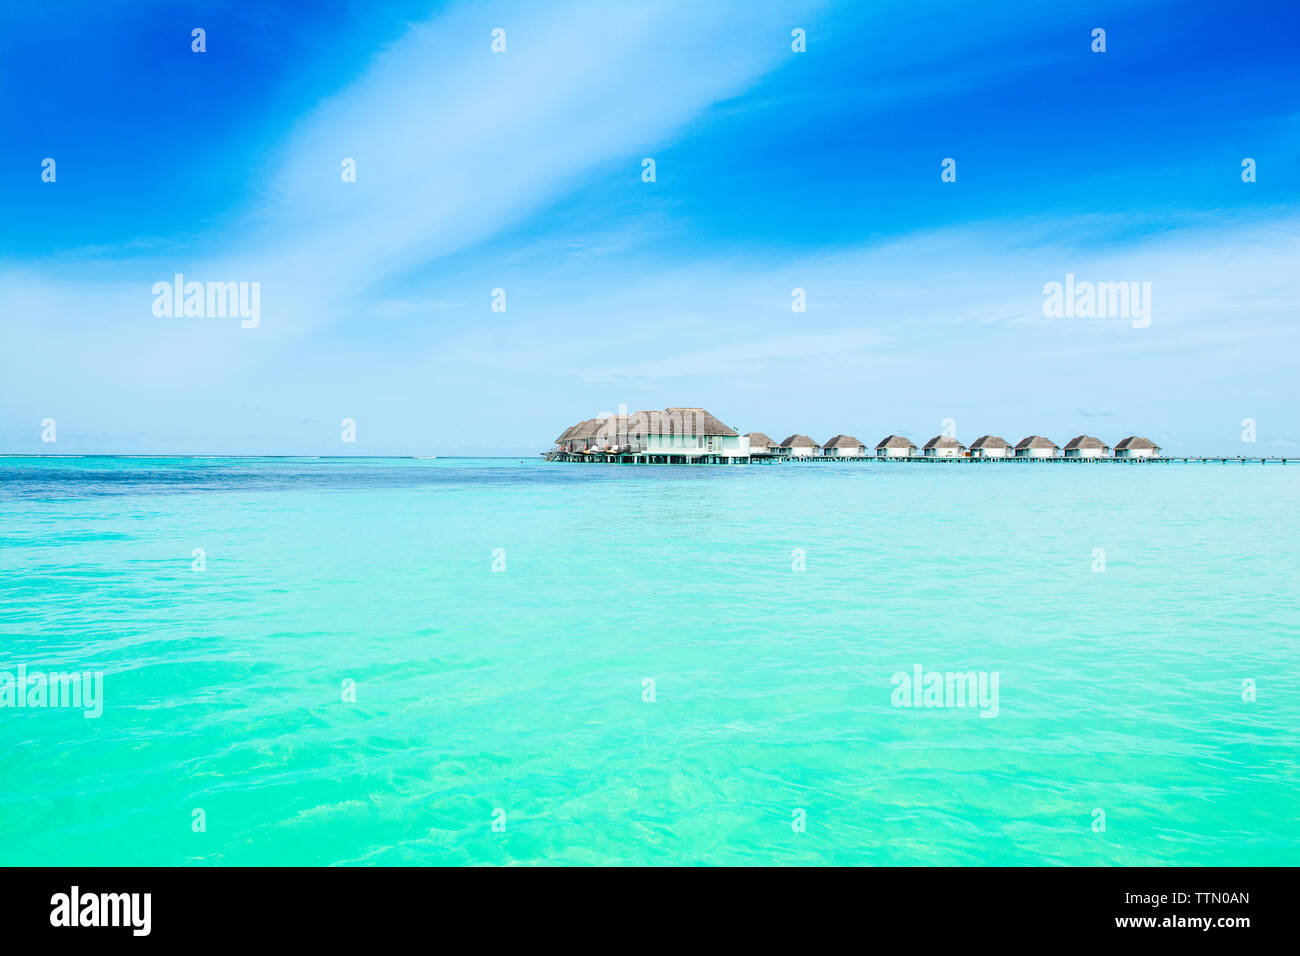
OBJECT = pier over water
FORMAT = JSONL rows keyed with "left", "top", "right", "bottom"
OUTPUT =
{"left": 546, "top": 452, "right": 1294, "bottom": 466}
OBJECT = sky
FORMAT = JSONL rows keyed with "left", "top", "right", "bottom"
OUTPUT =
{"left": 1, "top": 0, "right": 1297, "bottom": 456}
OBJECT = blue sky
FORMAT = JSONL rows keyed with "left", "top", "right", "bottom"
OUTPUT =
{"left": 1, "top": 0, "right": 1297, "bottom": 455}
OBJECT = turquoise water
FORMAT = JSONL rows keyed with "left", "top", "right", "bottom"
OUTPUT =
{"left": 1, "top": 456, "right": 1297, "bottom": 866}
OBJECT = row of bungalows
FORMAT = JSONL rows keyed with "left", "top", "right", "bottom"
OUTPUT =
{"left": 871, "top": 434, "right": 1161, "bottom": 459}
{"left": 553, "top": 412, "right": 1160, "bottom": 460}
{"left": 753, "top": 434, "right": 869, "bottom": 457}
{"left": 747, "top": 432, "right": 1162, "bottom": 459}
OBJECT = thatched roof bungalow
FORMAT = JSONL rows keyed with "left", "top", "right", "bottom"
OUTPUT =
{"left": 1015, "top": 435, "right": 1059, "bottom": 458}
{"left": 876, "top": 435, "right": 917, "bottom": 458}
{"left": 1064, "top": 435, "right": 1110, "bottom": 458}
{"left": 822, "top": 434, "right": 866, "bottom": 457}
{"left": 923, "top": 435, "right": 966, "bottom": 458}
{"left": 968, "top": 435, "right": 1013, "bottom": 458}
{"left": 778, "top": 434, "right": 821, "bottom": 457}
{"left": 1113, "top": 435, "right": 1160, "bottom": 458}
{"left": 746, "top": 432, "right": 778, "bottom": 455}
{"left": 555, "top": 422, "right": 583, "bottom": 451}
{"left": 562, "top": 418, "right": 602, "bottom": 452}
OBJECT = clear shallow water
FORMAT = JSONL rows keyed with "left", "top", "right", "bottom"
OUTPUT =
{"left": 1, "top": 456, "right": 1297, "bottom": 866}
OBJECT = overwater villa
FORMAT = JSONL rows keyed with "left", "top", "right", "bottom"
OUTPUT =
{"left": 554, "top": 422, "right": 582, "bottom": 452}
{"left": 923, "top": 435, "right": 966, "bottom": 458}
{"left": 555, "top": 419, "right": 600, "bottom": 453}
{"left": 746, "top": 432, "right": 779, "bottom": 456}
{"left": 1015, "top": 436, "right": 1059, "bottom": 458}
{"left": 593, "top": 415, "right": 634, "bottom": 452}
{"left": 625, "top": 407, "right": 748, "bottom": 458}
{"left": 876, "top": 435, "right": 917, "bottom": 458}
{"left": 969, "top": 435, "right": 1013, "bottom": 458}
{"left": 552, "top": 407, "right": 746, "bottom": 458}
{"left": 823, "top": 434, "right": 866, "bottom": 457}
{"left": 779, "top": 434, "right": 821, "bottom": 457}
{"left": 1114, "top": 435, "right": 1160, "bottom": 458}
{"left": 558, "top": 416, "right": 624, "bottom": 453}
{"left": 1064, "top": 435, "right": 1110, "bottom": 458}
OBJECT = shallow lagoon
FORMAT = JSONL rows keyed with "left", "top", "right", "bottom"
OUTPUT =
{"left": 2, "top": 457, "right": 1296, "bottom": 865}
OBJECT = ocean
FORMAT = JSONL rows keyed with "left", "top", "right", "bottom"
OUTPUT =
{"left": 1, "top": 456, "right": 1296, "bottom": 865}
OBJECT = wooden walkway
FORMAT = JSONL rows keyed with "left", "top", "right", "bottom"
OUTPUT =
{"left": 548, "top": 452, "right": 1295, "bottom": 466}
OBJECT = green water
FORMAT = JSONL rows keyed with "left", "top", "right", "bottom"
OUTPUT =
{"left": 1, "top": 457, "right": 1296, "bottom": 865}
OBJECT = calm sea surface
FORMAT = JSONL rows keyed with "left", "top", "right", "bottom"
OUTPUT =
{"left": 1, "top": 456, "right": 1297, "bottom": 865}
